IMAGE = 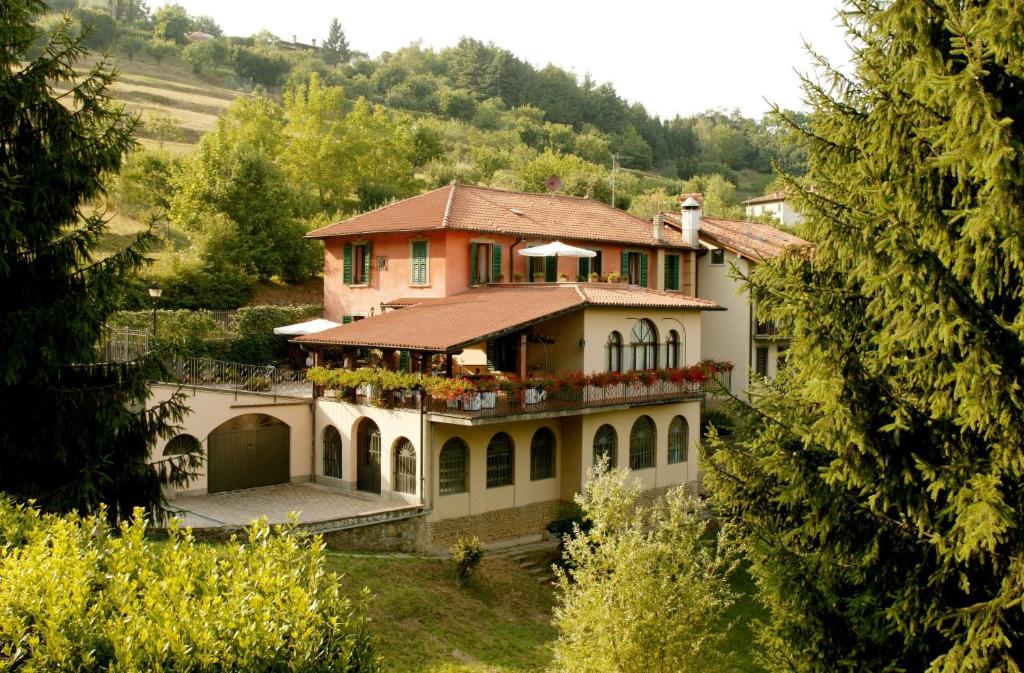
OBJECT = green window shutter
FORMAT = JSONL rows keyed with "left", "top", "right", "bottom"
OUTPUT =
{"left": 411, "top": 241, "right": 427, "bottom": 284}
{"left": 343, "top": 244, "right": 353, "bottom": 285}
{"left": 639, "top": 253, "right": 649, "bottom": 287}
{"left": 665, "top": 254, "right": 679, "bottom": 290}
{"left": 578, "top": 257, "right": 589, "bottom": 279}
{"left": 470, "top": 242, "right": 478, "bottom": 285}
{"left": 545, "top": 256, "right": 557, "bottom": 282}
{"left": 399, "top": 350, "right": 410, "bottom": 372}
{"left": 595, "top": 251, "right": 602, "bottom": 275}
{"left": 620, "top": 251, "right": 629, "bottom": 279}
{"left": 342, "top": 315, "right": 352, "bottom": 325}
{"left": 486, "top": 340, "right": 496, "bottom": 371}
{"left": 363, "top": 242, "right": 372, "bottom": 284}
{"left": 491, "top": 244, "right": 502, "bottom": 281}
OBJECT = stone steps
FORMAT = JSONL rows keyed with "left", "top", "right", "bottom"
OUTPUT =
{"left": 486, "top": 538, "right": 560, "bottom": 585}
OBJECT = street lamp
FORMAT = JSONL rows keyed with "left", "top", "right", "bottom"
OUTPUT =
{"left": 148, "top": 281, "right": 162, "bottom": 341}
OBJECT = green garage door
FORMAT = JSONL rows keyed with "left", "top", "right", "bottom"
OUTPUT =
{"left": 207, "top": 413, "right": 290, "bottom": 493}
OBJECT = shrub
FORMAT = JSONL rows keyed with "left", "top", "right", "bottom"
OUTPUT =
{"left": 0, "top": 499, "right": 380, "bottom": 671}
{"left": 225, "top": 304, "right": 322, "bottom": 364}
{"left": 450, "top": 535, "right": 485, "bottom": 586}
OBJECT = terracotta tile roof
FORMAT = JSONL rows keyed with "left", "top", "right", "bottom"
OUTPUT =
{"left": 660, "top": 211, "right": 808, "bottom": 261}
{"left": 296, "top": 283, "right": 719, "bottom": 351}
{"left": 306, "top": 183, "right": 693, "bottom": 249}
{"left": 741, "top": 191, "right": 788, "bottom": 205}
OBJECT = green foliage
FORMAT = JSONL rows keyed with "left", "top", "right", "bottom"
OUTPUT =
{"left": 115, "top": 30, "right": 145, "bottom": 60}
{"left": 509, "top": 149, "right": 610, "bottom": 201}
{"left": 126, "top": 256, "right": 257, "bottom": 310}
{"left": 551, "top": 466, "right": 739, "bottom": 673}
{"left": 450, "top": 535, "right": 485, "bottom": 586}
{"left": 705, "top": 2, "right": 1024, "bottom": 672}
{"left": 0, "top": 0, "right": 196, "bottom": 520}
{"left": 144, "top": 37, "right": 178, "bottom": 65}
{"left": 181, "top": 38, "right": 219, "bottom": 73}
{"left": 112, "top": 148, "right": 182, "bottom": 217}
{"left": 322, "top": 17, "right": 350, "bottom": 65}
{"left": 152, "top": 2, "right": 190, "bottom": 44}
{"left": 0, "top": 500, "right": 380, "bottom": 671}
{"left": 141, "top": 109, "right": 185, "bottom": 144}
{"left": 224, "top": 304, "right": 322, "bottom": 363}
{"left": 72, "top": 7, "right": 118, "bottom": 50}
{"left": 190, "top": 14, "right": 222, "bottom": 37}
{"left": 680, "top": 173, "right": 743, "bottom": 219}
{"left": 627, "top": 186, "right": 679, "bottom": 222}
{"left": 231, "top": 44, "right": 290, "bottom": 87}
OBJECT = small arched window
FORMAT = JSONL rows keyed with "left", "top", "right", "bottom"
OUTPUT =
{"left": 668, "top": 415, "right": 688, "bottom": 464}
{"left": 666, "top": 330, "right": 680, "bottom": 369}
{"left": 164, "top": 434, "right": 201, "bottom": 456}
{"left": 486, "top": 432, "right": 515, "bottom": 488}
{"left": 439, "top": 438, "right": 469, "bottom": 495}
{"left": 393, "top": 438, "right": 417, "bottom": 494}
{"left": 322, "top": 426, "right": 342, "bottom": 479}
{"left": 606, "top": 331, "right": 623, "bottom": 372}
{"left": 530, "top": 427, "right": 556, "bottom": 481}
{"left": 593, "top": 424, "right": 617, "bottom": 469}
{"left": 630, "top": 319, "right": 658, "bottom": 370}
{"left": 629, "top": 415, "right": 656, "bottom": 470}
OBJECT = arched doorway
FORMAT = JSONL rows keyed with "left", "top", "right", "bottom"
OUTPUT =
{"left": 322, "top": 426, "right": 342, "bottom": 479}
{"left": 356, "top": 418, "right": 382, "bottom": 494}
{"left": 207, "top": 414, "right": 290, "bottom": 493}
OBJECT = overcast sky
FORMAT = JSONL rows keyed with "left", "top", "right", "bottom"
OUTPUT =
{"left": 152, "top": 0, "right": 853, "bottom": 120}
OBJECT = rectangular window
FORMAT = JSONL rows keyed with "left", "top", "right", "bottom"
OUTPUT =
{"left": 345, "top": 242, "right": 371, "bottom": 285}
{"left": 620, "top": 251, "right": 648, "bottom": 286}
{"left": 470, "top": 242, "right": 503, "bottom": 285}
{"left": 410, "top": 240, "right": 428, "bottom": 285}
{"left": 756, "top": 346, "right": 769, "bottom": 378}
{"left": 528, "top": 253, "right": 556, "bottom": 282}
{"left": 710, "top": 248, "right": 726, "bottom": 266}
{"left": 664, "top": 254, "right": 680, "bottom": 291}
{"left": 578, "top": 251, "right": 602, "bottom": 279}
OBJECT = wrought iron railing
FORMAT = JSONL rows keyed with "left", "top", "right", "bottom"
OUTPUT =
{"left": 97, "top": 327, "right": 151, "bottom": 363}
{"left": 164, "top": 357, "right": 312, "bottom": 397}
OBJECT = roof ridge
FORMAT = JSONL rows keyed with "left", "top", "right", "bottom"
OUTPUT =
{"left": 455, "top": 182, "right": 656, "bottom": 229}
{"left": 307, "top": 184, "right": 451, "bottom": 236}
{"left": 442, "top": 182, "right": 457, "bottom": 227}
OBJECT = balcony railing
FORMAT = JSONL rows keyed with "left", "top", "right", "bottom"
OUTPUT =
{"left": 325, "top": 374, "right": 729, "bottom": 420}
{"left": 753, "top": 320, "right": 785, "bottom": 339}
{"left": 164, "top": 357, "right": 313, "bottom": 398}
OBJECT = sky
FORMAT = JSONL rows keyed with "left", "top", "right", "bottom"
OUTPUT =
{"left": 151, "top": 0, "right": 853, "bottom": 120}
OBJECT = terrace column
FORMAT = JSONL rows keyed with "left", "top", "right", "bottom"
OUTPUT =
{"left": 519, "top": 333, "right": 528, "bottom": 380}
{"left": 445, "top": 353, "right": 453, "bottom": 377}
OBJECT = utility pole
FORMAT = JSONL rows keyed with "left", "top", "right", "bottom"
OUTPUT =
{"left": 610, "top": 153, "right": 633, "bottom": 207}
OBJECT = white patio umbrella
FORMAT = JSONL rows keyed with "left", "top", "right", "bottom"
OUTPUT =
{"left": 518, "top": 240, "right": 596, "bottom": 258}
{"left": 273, "top": 318, "right": 342, "bottom": 336}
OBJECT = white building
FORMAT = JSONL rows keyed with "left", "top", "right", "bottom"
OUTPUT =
{"left": 742, "top": 191, "right": 804, "bottom": 227}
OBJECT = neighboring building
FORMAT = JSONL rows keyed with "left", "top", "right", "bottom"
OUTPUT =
{"left": 660, "top": 197, "right": 809, "bottom": 397}
{"left": 742, "top": 191, "right": 804, "bottom": 226}
{"left": 305, "top": 183, "right": 699, "bottom": 322}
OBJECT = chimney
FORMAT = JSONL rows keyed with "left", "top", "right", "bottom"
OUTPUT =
{"left": 681, "top": 195, "right": 702, "bottom": 248}
{"left": 311, "top": 38, "right": 317, "bottom": 47}
{"left": 652, "top": 212, "right": 664, "bottom": 242}
{"left": 292, "top": 34, "right": 297, "bottom": 45}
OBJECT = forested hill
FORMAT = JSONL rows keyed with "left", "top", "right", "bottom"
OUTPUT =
{"left": 45, "top": 0, "right": 808, "bottom": 308}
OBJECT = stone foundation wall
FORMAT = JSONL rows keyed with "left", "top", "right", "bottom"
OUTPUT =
{"left": 319, "top": 515, "right": 426, "bottom": 553}
{"left": 426, "top": 500, "right": 570, "bottom": 548}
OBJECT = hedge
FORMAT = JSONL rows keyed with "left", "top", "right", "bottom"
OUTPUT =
{"left": 0, "top": 498, "right": 380, "bottom": 672}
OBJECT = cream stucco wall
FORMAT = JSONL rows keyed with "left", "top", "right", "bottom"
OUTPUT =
{"left": 581, "top": 306, "right": 703, "bottom": 373}
{"left": 314, "top": 399, "right": 425, "bottom": 505}
{"left": 148, "top": 385, "right": 314, "bottom": 496}
{"left": 697, "top": 247, "right": 751, "bottom": 396}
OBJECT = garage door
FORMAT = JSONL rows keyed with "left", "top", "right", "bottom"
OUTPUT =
{"left": 207, "top": 413, "right": 290, "bottom": 494}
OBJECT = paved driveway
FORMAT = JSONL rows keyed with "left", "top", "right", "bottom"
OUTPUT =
{"left": 167, "top": 482, "right": 414, "bottom": 528}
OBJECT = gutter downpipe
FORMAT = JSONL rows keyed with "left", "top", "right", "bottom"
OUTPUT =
{"left": 509, "top": 238, "right": 526, "bottom": 281}
{"left": 310, "top": 386, "right": 317, "bottom": 484}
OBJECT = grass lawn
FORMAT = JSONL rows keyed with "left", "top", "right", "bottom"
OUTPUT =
{"left": 326, "top": 551, "right": 767, "bottom": 673}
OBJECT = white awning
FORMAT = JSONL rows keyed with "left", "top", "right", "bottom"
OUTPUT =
{"left": 273, "top": 318, "right": 342, "bottom": 336}
{"left": 518, "top": 240, "right": 597, "bottom": 258}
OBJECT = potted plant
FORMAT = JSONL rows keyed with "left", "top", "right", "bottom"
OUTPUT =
{"left": 588, "top": 272, "right": 599, "bottom": 282}
{"left": 533, "top": 272, "right": 546, "bottom": 282}
{"left": 606, "top": 272, "right": 620, "bottom": 283}
{"left": 523, "top": 378, "right": 551, "bottom": 404}
{"left": 513, "top": 273, "right": 524, "bottom": 282}
{"left": 493, "top": 273, "right": 505, "bottom": 283}
{"left": 476, "top": 378, "right": 499, "bottom": 408}
{"left": 558, "top": 273, "right": 569, "bottom": 282}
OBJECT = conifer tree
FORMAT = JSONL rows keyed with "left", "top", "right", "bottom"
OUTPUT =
{"left": 0, "top": 1, "right": 199, "bottom": 520}
{"left": 706, "top": 2, "right": 1024, "bottom": 671}
{"left": 322, "top": 18, "right": 350, "bottom": 65}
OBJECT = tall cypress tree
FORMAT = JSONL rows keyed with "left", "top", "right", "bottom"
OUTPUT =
{"left": 0, "top": 1, "right": 199, "bottom": 520}
{"left": 706, "top": 1, "right": 1024, "bottom": 671}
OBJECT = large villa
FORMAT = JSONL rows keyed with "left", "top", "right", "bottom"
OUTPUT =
{"left": 150, "top": 184, "right": 805, "bottom": 549}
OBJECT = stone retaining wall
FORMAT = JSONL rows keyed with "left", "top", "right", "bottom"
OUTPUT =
{"left": 319, "top": 514, "right": 426, "bottom": 553}
{"left": 426, "top": 499, "right": 570, "bottom": 548}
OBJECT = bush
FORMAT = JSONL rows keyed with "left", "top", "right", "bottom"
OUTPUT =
{"left": 0, "top": 499, "right": 380, "bottom": 671}
{"left": 107, "top": 308, "right": 230, "bottom": 357}
{"left": 225, "top": 304, "right": 322, "bottom": 364}
{"left": 450, "top": 535, "right": 484, "bottom": 586}
{"left": 700, "top": 408, "right": 736, "bottom": 438}
{"left": 119, "top": 258, "right": 257, "bottom": 311}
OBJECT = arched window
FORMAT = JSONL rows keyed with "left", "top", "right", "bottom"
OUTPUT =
{"left": 486, "top": 432, "right": 515, "bottom": 488}
{"left": 665, "top": 330, "right": 680, "bottom": 369}
{"left": 668, "top": 415, "right": 688, "bottom": 464}
{"left": 393, "top": 437, "right": 417, "bottom": 494}
{"left": 322, "top": 426, "right": 342, "bottom": 478}
{"left": 630, "top": 319, "right": 658, "bottom": 370}
{"left": 629, "top": 415, "right": 656, "bottom": 470}
{"left": 164, "top": 434, "right": 201, "bottom": 456}
{"left": 439, "top": 438, "right": 469, "bottom": 495}
{"left": 592, "top": 424, "right": 617, "bottom": 469}
{"left": 530, "top": 427, "right": 556, "bottom": 481}
{"left": 606, "top": 331, "right": 623, "bottom": 372}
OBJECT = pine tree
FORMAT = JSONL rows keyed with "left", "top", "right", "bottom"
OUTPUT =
{"left": 0, "top": 1, "right": 200, "bottom": 520}
{"left": 706, "top": 2, "right": 1024, "bottom": 671}
{"left": 322, "top": 17, "right": 350, "bottom": 65}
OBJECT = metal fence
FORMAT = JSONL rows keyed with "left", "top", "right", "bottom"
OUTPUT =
{"left": 165, "top": 357, "right": 313, "bottom": 398}
{"left": 97, "top": 327, "right": 151, "bottom": 363}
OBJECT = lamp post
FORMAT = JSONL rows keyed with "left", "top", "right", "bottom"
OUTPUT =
{"left": 148, "top": 281, "right": 162, "bottom": 343}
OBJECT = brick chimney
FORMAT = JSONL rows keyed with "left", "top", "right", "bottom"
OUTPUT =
{"left": 680, "top": 194, "right": 702, "bottom": 248}
{"left": 652, "top": 212, "right": 664, "bottom": 242}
